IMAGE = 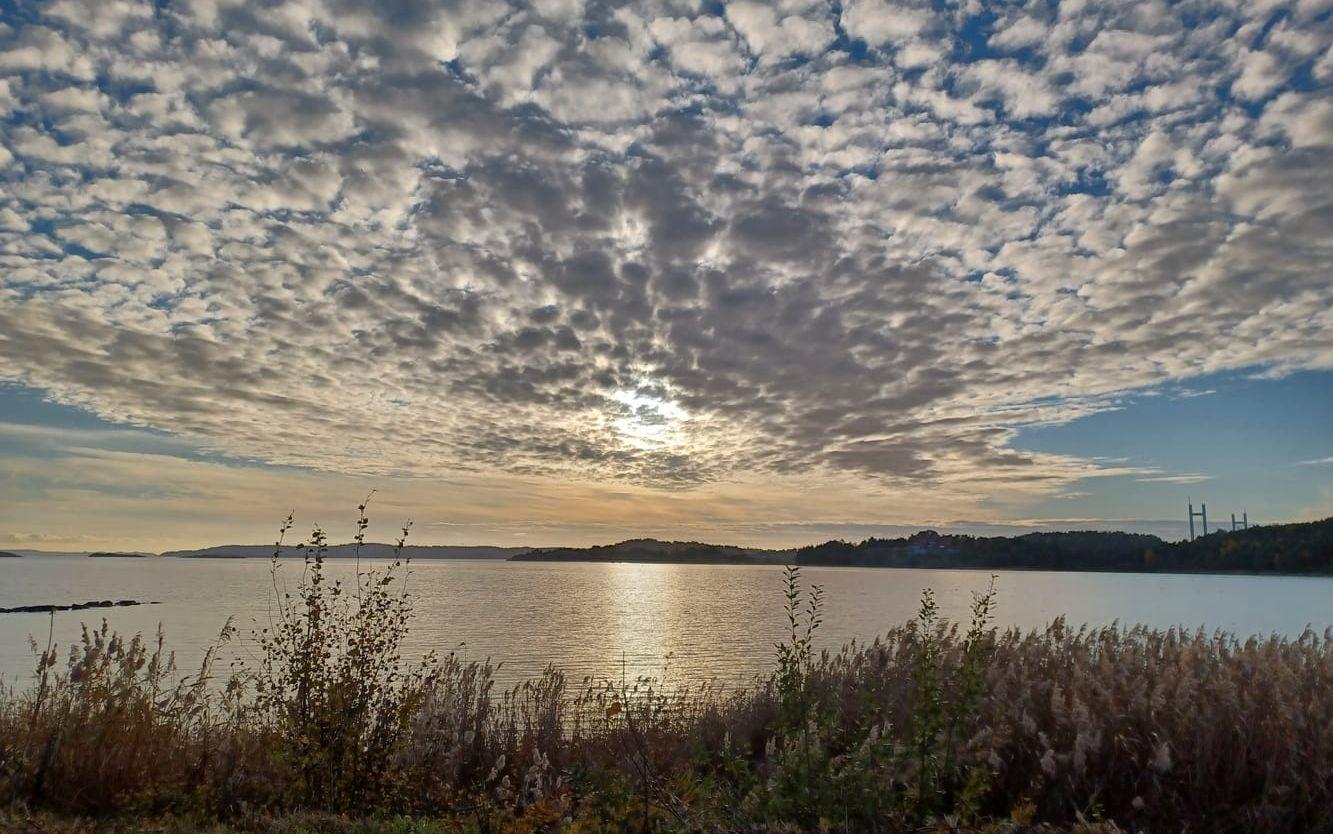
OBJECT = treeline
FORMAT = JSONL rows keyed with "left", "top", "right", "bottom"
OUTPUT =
{"left": 512, "top": 537, "right": 768, "bottom": 563}
{"left": 794, "top": 518, "right": 1333, "bottom": 574}
{"left": 1165, "top": 516, "right": 1333, "bottom": 573}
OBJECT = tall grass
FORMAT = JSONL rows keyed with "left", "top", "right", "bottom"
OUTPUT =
{"left": 0, "top": 622, "right": 222, "bottom": 815}
{"left": 1, "top": 510, "right": 1330, "bottom": 832}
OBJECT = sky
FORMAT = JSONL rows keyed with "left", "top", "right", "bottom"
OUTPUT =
{"left": 0, "top": 0, "right": 1330, "bottom": 551}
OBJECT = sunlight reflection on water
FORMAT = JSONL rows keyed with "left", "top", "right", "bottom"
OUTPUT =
{"left": 2, "top": 556, "right": 1330, "bottom": 691}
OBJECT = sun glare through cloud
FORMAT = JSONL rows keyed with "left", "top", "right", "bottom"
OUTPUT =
{"left": 610, "top": 384, "right": 690, "bottom": 451}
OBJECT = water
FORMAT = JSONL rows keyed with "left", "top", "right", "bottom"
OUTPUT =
{"left": 2, "top": 556, "right": 1330, "bottom": 691}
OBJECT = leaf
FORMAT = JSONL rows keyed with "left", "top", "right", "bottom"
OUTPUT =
{"left": 605, "top": 702, "right": 622, "bottom": 718}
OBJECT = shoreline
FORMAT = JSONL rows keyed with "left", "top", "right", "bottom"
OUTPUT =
{"left": 7, "top": 550, "right": 1333, "bottom": 578}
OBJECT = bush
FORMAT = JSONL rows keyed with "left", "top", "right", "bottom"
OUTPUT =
{"left": 742, "top": 569, "right": 998, "bottom": 829}
{"left": 238, "top": 504, "right": 439, "bottom": 811}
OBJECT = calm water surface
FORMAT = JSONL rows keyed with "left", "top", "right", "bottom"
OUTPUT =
{"left": 2, "top": 556, "right": 1331, "bottom": 690}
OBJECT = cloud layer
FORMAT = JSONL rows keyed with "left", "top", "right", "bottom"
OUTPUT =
{"left": 1, "top": 0, "right": 1330, "bottom": 502}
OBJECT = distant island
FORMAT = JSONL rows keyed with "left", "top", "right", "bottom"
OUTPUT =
{"left": 161, "top": 543, "right": 530, "bottom": 560}
{"left": 512, "top": 538, "right": 780, "bottom": 564}
{"left": 511, "top": 517, "right": 1333, "bottom": 575}
{"left": 0, "top": 551, "right": 21, "bottom": 558}
{"left": 88, "top": 551, "right": 148, "bottom": 558}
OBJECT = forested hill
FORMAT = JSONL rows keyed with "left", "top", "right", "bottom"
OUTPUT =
{"left": 1162, "top": 517, "right": 1333, "bottom": 573}
{"left": 506, "top": 519, "right": 1333, "bottom": 574}
{"left": 160, "top": 543, "right": 529, "bottom": 559}
{"left": 794, "top": 518, "right": 1333, "bottom": 574}
{"left": 511, "top": 538, "right": 779, "bottom": 564}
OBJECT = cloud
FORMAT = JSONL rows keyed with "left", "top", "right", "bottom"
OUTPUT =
{"left": 0, "top": 423, "right": 1194, "bottom": 550}
{"left": 1233, "top": 49, "right": 1285, "bottom": 101}
{"left": 839, "top": 0, "right": 933, "bottom": 46}
{"left": 0, "top": 0, "right": 1329, "bottom": 510}
{"left": 1134, "top": 474, "right": 1214, "bottom": 485}
{"left": 2, "top": 531, "right": 99, "bottom": 545}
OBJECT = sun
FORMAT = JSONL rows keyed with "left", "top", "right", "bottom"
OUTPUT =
{"left": 609, "top": 384, "right": 689, "bottom": 450}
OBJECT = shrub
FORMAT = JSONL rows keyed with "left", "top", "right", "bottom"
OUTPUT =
{"left": 743, "top": 569, "right": 999, "bottom": 829}
{"left": 238, "top": 502, "right": 440, "bottom": 811}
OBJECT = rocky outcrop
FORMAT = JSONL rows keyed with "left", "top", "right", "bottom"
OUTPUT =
{"left": 0, "top": 600, "right": 159, "bottom": 614}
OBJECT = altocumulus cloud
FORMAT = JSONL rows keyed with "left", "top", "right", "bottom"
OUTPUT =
{"left": 0, "top": 0, "right": 1330, "bottom": 496}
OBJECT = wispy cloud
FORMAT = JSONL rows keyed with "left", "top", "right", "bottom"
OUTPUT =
{"left": 1135, "top": 474, "right": 1214, "bottom": 485}
{"left": 2, "top": 531, "right": 98, "bottom": 545}
{"left": 1297, "top": 457, "right": 1333, "bottom": 466}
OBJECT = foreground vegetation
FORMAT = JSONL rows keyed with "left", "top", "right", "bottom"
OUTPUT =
{"left": 2, "top": 511, "right": 1330, "bottom": 833}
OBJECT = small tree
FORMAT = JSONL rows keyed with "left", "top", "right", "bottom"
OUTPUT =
{"left": 909, "top": 577, "right": 997, "bottom": 819}
{"left": 243, "top": 500, "right": 438, "bottom": 810}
